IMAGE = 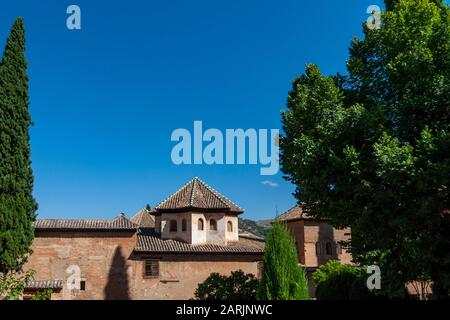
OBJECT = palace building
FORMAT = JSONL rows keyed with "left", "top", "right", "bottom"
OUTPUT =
{"left": 23, "top": 177, "right": 264, "bottom": 300}
{"left": 23, "top": 177, "right": 355, "bottom": 300}
{"left": 275, "top": 205, "right": 352, "bottom": 297}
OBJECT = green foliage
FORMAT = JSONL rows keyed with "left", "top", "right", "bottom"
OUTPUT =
{"left": 280, "top": 0, "right": 450, "bottom": 299}
{"left": 0, "top": 270, "right": 34, "bottom": 300}
{"left": 0, "top": 18, "right": 37, "bottom": 273}
{"left": 257, "top": 222, "right": 309, "bottom": 300}
{"left": 31, "top": 288, "right": 52, "bottom": 300}
{"left": 194, "top": 270, "right": 259, "bottom": 300}
{"left": 312, "top": 260, "right": 374, "bottom": 300}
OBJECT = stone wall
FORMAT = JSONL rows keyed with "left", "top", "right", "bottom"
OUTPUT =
{"left": 24, "top": 232, "right": 261, "bottom": 300}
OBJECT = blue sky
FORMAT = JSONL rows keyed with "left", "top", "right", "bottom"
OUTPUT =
{"left": 0, "top": 0, "right": 379, "bottom": 220}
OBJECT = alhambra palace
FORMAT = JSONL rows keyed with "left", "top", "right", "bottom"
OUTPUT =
{"left": 23, "top": 177, "right": 351, "bottom": 300}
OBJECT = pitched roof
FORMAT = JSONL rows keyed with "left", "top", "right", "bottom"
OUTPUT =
{"left": 130, "top": 208, "right": 156, "bottom": 228}
{"left": 33, "top": 213, "right": 138, "bottom": 231}
{"left": 26, "top": 280, "right": 64, "bottom": 289}
{"left": 275, "top": 205, "right": 313, "bottom": 222}
{"left": 135, "top": 229, "right": 264, "bottom": 254}
{"left": 156, "top": 177, "right": 244, "bottom": 214}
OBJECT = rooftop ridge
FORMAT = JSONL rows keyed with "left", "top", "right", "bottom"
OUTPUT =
{"left": 194, "top": 177, "right": 238, "bottom": 210}
{"left": 155, "top": 178, "right": 195, "bottom": 209}
{"left": 189, "top": 177, "right": 197, "bottom": 206}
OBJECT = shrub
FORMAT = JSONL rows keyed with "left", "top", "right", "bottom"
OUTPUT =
{"left": 312, "top": 260, "right": 374, "bottom": 300}
{"left": 195, "top": 270, "right": 259, "bottom": 300}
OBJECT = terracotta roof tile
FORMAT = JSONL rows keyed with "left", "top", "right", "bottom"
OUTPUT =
{"left": 135, "top": 229, "right": 264, "bottom": 254}
{"left": 33, "top": 213, "right": 137, "bottom": 231}
{"left": 156, "top": 177, "right": 244, "bottom": 214}
{"left": 130, "top": 208, "right": 156, "bottom": 228}
{"left": 275, "top": 205, "right": 313, "bottom": 222}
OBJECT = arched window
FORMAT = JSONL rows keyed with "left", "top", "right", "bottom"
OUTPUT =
{"left": 326, "top": 242, "right": 333, "bottom": 255}
{"left": 169, "top": 220, "right": 177, "bottom": 232}
{"left": 227, "top": 221, "right": 233, "bottom": 232}
{"left": 182, "top": 219, "right": 187, "bottom": 232}
{"left": 315, "top": 242, "right": 321, "bottom": 255}
{"left": 198, "top": 218, "right": 204, "bottom": 231}
{"left": 210, "top": 219, "right": 217, "bottom": 231}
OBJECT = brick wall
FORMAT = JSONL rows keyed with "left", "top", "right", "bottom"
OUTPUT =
{"left": 24, "top": 232, "right": 261, "bottom": 300}
{"left": 285, "top": 220, "right": 352, "bottom": 267}
{"left": 24, "top": 231, "right": 137, "bottom": 300}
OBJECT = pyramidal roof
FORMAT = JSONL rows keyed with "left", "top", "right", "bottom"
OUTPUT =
{"left": 275, "top": 205, "right": 313, "bottom": 222}
{"left": 156, "top": 177, "right": 244, "bottom": 214}
{"left": 130, "top": 208, "right": 156, "bottom": 228}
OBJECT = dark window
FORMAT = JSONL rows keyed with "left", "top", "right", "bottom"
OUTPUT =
{"left": 227, "top": 221, "right": 233, "bottom": 232}
{"left": 144, "top": 260, "right": 159, "bottom": 277}
{"left": 169, "top": 220, "right": 177, "bottom": 232}
{"left": 315, "top": 242, "right": 321, "bottom": 255}
{"left": 326, "top": 242, "right": 333, "bottom": 255}
{"left": 210, "top": 219, "right": 217, "bottom": 231}
{"left": 80, "top": 280, "right": 86, "bottom": 291}
{"left": 337, "top": 243, "right": 342, "bottom": 255}
{"left": 198, "top": 218, "right": 204, "bottom": 231}
{"left": 182, "top": 219, "right": 187, "bottom": 232}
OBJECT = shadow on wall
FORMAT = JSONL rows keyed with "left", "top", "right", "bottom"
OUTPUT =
{"left": 104, "top": 246, "right": 130, "bottom": 300}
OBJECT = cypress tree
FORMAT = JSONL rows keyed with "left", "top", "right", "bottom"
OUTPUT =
{"left": 257, "top": 222, "right": 309, "bottom": 300}
{"left": 0, "top": 18, "right": 37, "bottom": 274}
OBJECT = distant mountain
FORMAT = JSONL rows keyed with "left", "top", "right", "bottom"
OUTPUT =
{"left": 238, "top": 218, "right": 273, "bottom": 238}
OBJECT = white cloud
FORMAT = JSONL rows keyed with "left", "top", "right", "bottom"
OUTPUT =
{"left": 261, "top": 180, "right": 279, "bottom": 188}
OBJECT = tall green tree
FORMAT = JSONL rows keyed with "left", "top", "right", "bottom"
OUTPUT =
{"left": 257, "top": 222, "right": 309, "bottom": 300}
{"left": 280, "top": 0, "right": 450, "bottom": 298}
{"left": 0, "top": 18, "right": 37, "bottom": 274}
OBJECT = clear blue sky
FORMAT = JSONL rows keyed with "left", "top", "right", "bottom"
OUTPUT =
{"left": 0, "top": 0, "right": 379, "bottom": 220}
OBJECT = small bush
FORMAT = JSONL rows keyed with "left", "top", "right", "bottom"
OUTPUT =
{"left": 312, "top": 260, "right": 374, "bottom": 300}
{"left": 195, "top": 270, "right": 259, "bottom": 300}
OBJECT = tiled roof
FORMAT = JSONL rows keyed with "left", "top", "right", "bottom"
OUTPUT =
{"left": 130, "top": 208, "right": 156, "bottom": 228}
{"left": 275, "top": 205, "right": 313, "bottom": 222}
{"left": 33, "top": 213, "right": 138, "bottom": 231}
{"left": 238, "top": 232, "right": 265, "bottom": 241}
{"left": 26, "top": 280, "right": 64, "bottom": 289}
{"left": 135, "top": 229, "right": 264, "bottom": 254}
{"left": 156, "top": 177, "right": 244, "bottom": 214}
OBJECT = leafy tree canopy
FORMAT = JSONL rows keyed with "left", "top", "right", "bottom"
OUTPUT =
{"left": 280, "top": 0, "right": 450, "bottom": 298}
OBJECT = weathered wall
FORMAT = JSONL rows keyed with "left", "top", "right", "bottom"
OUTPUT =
{"left": 285, "top": 220, "right": 352, "bottom": 267}
{"left": 24, "top": 232, "right": 262, "bottom": 300}
{"left": 303, "top": 221, "right": 352, "bottom": 266}
{"left": 24, "top": 231, "right": 136, "bottom": 300}
{"left": 285, "top": 219, "right": 306, "bottom": 264}
{"left": 129, "top": 254, "right": 261, "bottom": 300}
